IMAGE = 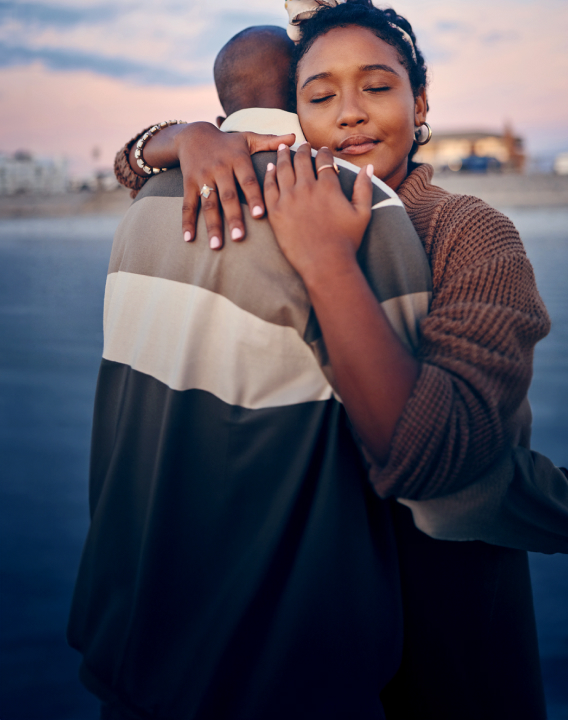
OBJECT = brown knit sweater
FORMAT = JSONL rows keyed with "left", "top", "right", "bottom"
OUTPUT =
{"left": 372, "top": 163, "right": 551, "bottom": 500}
{"left": 113, "top": 145, "right": 551, "bottom": 501}
{"left": 114, "top": 127, "right": 154, "bottom": 198}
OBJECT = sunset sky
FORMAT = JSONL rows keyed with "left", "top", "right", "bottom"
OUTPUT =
{"left": 1, "top": 0, "right": 567, "bottom": 175}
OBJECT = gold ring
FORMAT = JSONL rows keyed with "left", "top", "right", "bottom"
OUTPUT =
{"left": 316, "top": 163, "right": 339, "bottom": 175}
{"left": 200, "top": 184, "right": 215, "bottom": 198}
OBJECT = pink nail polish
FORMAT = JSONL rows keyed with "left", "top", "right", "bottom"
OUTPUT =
{"left": 183, "top": 230, "right": 192, "bottom": 242}
{"left": 231, "top": 228, "right": 243, "bottom": 240}
{"left": 267, "top": 162, "right": 275, "bottom": 171}
{"left": 210, "top": 236, "right": 222, "bottom": 249}
{"left": 252, "top": 206, "right": 263, "bottom": 218}
{"left": 366, "top": 164, "right": 374, "bottom": 178}
{"left": 278, "top": 143, "right": 287, "bottom": 151}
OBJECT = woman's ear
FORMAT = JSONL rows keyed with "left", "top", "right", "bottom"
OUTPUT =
{"left": 414, "top": 89, "right": 427, "bottom": 127}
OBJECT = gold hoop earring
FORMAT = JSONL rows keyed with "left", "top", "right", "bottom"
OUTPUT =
{"left": 415, "top": 122, "right": 432, "bottom": 146}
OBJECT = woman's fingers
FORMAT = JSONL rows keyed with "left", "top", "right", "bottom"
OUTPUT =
{"left": 215, "top": 167, "right": 248, "bottom": 242}
{"left": 232, "top": 153, "right": 266, "bottom": 222}
{"left": 246, "top": 132, "right": 296, "bottom": 155}
{"left": 263, "top": 161, "right": 279, "bottom": 213}
{"left": 181, "top": 181, "right": 200, "bottom": 243}
{"left": 233, "top": 133, "right": 296, "bottom": 220}
{"left": 314, "top": 147, "right": 340, "bottom": 186}
{"left": 351, "top": 163, "right": 374, "bottom": 223}
{"left": 199, "top": 183, "right": 225, "bottom": 250}
{"left": 275, "top": 143, "right": 296, "bottom": 190}
{"left": 293, "top": 142, "right": 317, "bottom": 185}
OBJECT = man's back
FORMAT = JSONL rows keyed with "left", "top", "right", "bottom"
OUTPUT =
{"left": 68, "top": 155, "right": 432, "bottom": 719}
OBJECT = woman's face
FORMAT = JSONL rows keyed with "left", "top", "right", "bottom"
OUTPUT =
{"left": 296, "top": 26, "right": 427, "bottom": 191}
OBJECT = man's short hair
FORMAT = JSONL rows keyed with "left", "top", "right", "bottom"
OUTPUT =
{"left": 214, "top": 25, "right": 294, "bottom": 115}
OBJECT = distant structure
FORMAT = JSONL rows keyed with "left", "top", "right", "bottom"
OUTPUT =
{"left": 554, "top": 152, "right": 568, "bottom": 175}
{"left": 0, "top": 151, "right": 68, "bottom": 195}
{"left": 415, "top": 123, "right": 525, "bottom": 173}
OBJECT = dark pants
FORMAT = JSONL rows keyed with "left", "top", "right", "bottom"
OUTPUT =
{"left": 380, "top": 502, "right": 547, "bottom": 720}
{"left": 101, "top": 504, "right": 547, "bottom": 720}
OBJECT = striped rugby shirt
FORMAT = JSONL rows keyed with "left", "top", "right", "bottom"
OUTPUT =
{"left": 68, "top": 146, "right": 433, "bottom": 719}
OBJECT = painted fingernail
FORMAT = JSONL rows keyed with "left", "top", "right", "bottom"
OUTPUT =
{"left": 298, "top": 141, "right": 309, "bottom": 146}
{"left": 320, "top": 146, "right": 328, "bottom": 150}
{"left": 184, "top": 230, "right": 192, "bottom": 242}
{"left": 278, "top": 143, "right": 287, "bottom": 151}
{"left": 267, "top": 162, "right": 275, "bottom": 171}
{"left": 366, "top": 164, "right": 374, "bottom": 178}
{"left": 231, "top": 227, "right": 243, "bottom": 240}
{"left": 252, "top": 206, "right": 263, "bottom": 218}
{"left": 210, "top": 236, "right": 221, "bottom": 249}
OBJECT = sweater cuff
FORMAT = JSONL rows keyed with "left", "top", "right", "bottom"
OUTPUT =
{"left": 113, "top": 127, "right": 154, "bottom": 198}
{"left": 369, "top": 362, "right": 456, "bottom": 500}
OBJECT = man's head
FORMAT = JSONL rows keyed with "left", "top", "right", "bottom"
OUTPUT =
{"left": 214, "top": 26, "right": 294, "bottom": 125}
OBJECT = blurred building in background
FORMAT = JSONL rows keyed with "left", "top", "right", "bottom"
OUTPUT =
{"left": 416, "top": 123, "right": 525, "bottom": 173}
{"left": 0, "top": 151, "right": 68, "bottom": 195}
{"left": 554, "top": 153, "right": 568, "bottom": 175}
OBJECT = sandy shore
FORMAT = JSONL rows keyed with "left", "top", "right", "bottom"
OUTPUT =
{"left": 0, "top": 172, "right": 567, "bottom": 219}
{"left": 0, "top": 186, "right": 133, "bottom": 219}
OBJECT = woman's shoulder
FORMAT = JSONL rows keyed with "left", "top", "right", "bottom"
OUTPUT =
{"left": 399, "top": 164, "right": 526, "bottom": 265}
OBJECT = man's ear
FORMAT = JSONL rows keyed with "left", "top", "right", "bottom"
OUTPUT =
{"left": 216, "top": 116, "right": 226, "bottom": 129}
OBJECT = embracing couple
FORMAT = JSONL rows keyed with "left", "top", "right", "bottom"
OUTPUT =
{"left": 68, "top": 2, "right": 568, "bottom": 719}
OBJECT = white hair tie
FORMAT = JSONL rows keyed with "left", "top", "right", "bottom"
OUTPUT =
{"left": 284, "top": 0, "right": 418, "bottom": 65}
{"left": 388, "top": 22, "right": 417, "bottom": 63}
{"left": 284, "top": 0, "right": 345, "bottom": 42}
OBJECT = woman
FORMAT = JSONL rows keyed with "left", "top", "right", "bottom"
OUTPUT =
{"left": 112, "top": 2, "right": 550, "bottom": 717}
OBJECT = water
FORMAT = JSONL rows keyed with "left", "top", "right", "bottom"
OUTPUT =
{"left": 0, "top": 208, "right": 567, "bottom": 720}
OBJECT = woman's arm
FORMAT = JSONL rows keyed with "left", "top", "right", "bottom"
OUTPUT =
{"left": 264, "top": 143, "right": 420, "bottom": 463}
{"left": 369, "top": 191, "right": 551, "bottom": 500}
{"left": 114, "top": 121, "right": 295, "bottom": 247}
{"left": 265, "top": 146, "right": 551, "bottom": 501}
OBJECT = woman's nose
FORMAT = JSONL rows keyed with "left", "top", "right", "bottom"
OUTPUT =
{"left": 338, "top": 94, "right": 368, "bottom": 127}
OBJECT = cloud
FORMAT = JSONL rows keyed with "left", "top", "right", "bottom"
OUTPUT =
{"left": 0, "top": 1, "right": 286, "bottom": 85}
{"left": 481, "top": 30, "right": 519, "bottom": 46}
{"left": 0, "top": 41, "right": 200, "bottom": 84}
{"left": 0, "top": 1, "right": 118, "bottom": 27}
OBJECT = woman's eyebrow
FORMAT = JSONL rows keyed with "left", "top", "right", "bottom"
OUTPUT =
{"left": 301, "top": 64, "right": 400, "bottom": 90}
{"left": 360, "top": 63, "right": 400, "bottom": 76}
{"left": 301, "top": 72, "right": 332, "bottom": 90}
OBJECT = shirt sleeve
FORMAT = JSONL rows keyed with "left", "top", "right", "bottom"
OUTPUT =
{"left": 369, "top": 195, "right": 551, "bottom": 500}
{"left": 113, "top": 127, "right": 154, "bottom": 198}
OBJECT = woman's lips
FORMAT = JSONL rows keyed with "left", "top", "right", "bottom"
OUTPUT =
{"left": 337, "top": 136, "right": 378, "bottom": 156}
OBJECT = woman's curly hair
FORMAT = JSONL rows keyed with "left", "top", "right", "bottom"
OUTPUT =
{"left": 289, "top": 0, "right": 429, "bottom": 160}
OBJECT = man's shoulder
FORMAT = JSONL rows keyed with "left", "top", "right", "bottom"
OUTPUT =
{"left": 220, "top": 108, "right": 306, "bottom": 142}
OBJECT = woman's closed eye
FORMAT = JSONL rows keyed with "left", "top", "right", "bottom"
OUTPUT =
{"left": 310, "top": 94, "right": 336, "bottom": 104}
{"left": 310, "top": 86, "right": 390, "bottom": 104}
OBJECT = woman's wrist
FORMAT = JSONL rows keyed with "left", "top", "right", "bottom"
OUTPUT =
{"left": 299, "top": 244, "right": 361, "bottom": 296}
{"left": 128, "top": 123, "right": 189, "bottom": 178}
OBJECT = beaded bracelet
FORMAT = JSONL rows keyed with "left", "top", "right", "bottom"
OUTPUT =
{"left": 134, "top": 120, "right": 187, "bottom": 175}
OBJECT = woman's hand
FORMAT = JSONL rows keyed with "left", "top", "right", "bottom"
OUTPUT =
{"left": 265, "top": 143, "right": 419, "bottom": 465}
{"left": 134, "top": 121, "right": 295, "bottom": 248}
{"left": 264, "top": 144, "right": 373, "bottom": 285}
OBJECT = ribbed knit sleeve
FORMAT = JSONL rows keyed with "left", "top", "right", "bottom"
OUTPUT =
{"left": 113, "top": 127, "right": 154, "bottom": 198}
{"left": 369, "top": 165, "right": 551, "bottom": 500}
